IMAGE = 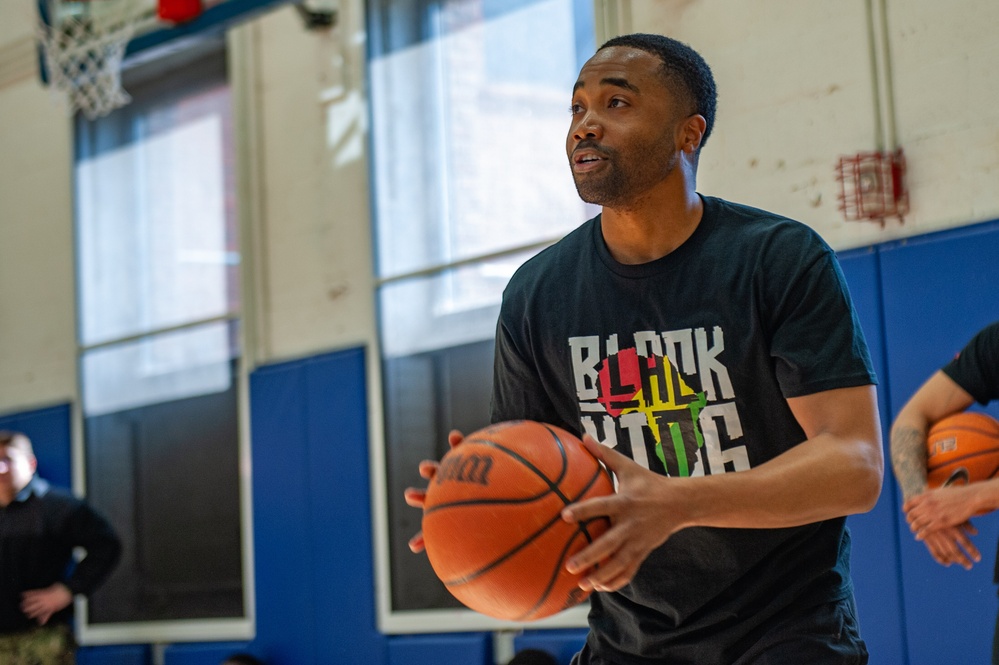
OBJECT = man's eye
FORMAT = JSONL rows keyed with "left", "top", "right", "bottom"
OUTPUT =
{"left": 569, "top": 104, "right": 583, "bottom": 115}
{"left": 609, "top": 98, "right": 626, "bottom": 108}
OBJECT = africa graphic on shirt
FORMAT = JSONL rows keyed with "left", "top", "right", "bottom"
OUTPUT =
{"left": 568, "top": 326, "right": 750, "bottom": 477}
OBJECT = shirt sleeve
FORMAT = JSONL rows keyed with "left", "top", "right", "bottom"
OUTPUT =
{"left": 942, "top": 321, "right": 999, "bottom": 405}
{"left": 490, "top": 306, "right": 559, "bottom": 426}
{"left": 62, "top": 501, "right": 122, "bottom": 597}
{"left": 769, "top": 249, "right": 877, "bottom": 398}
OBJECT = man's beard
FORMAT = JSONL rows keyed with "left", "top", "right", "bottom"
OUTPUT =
{"left": 572, "top": 162, "right": 628, "bottom": 207}
{"left": 571, "top": 139, "right": 678, "bottom": 210}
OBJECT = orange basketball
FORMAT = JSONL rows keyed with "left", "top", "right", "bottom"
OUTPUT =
{"left": 926, "top": 412, "right": 999, "bottom": 488}
{"left": 422, "top": 420, "right": 613, "bottom": 621}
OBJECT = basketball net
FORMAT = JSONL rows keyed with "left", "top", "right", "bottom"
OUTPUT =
{"left": 36, "top": 0, "right": 146, "bottom": 119}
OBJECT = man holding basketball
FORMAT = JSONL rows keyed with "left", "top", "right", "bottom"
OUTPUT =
{"left": 891, "top": 321, "right": 999, "bottom": 659}
{"left": 409, "top": 33, "right": 883, "bottom": 664}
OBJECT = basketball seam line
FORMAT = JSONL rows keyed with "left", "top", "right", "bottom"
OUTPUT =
{"left": 438, "top": 464, "right": 608, "bottom": 587}
{"left": 513, "top": 527, "right": 594, "bottom": 622}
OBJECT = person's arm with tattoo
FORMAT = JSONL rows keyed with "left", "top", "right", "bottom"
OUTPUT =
{"left": 890, "top": 370, "right": 980, "bottom": 569}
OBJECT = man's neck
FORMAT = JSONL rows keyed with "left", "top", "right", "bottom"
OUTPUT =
{"left": 600, "top": 185, "right": 703, "bottom": 265}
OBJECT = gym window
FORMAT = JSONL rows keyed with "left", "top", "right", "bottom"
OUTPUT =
{"left": 72, "top": 39, "right": 252, "bottom": 644}
{"left": 367, "top": 0, "right": 596, "bottom": 632}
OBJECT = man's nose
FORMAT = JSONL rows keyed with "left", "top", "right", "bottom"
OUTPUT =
{"left": 572, "top": 111, "right": 603, "bottom": 141}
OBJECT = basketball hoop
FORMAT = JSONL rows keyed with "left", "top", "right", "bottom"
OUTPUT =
{"left": 835, "top": 149, "right": 909, "bottom": 224}
{"left": 36, "top": 0, "right": 147, "bottom": 119}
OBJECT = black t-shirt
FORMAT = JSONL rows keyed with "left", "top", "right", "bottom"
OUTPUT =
{"left": 492, "top": 195, "right": 877, "bottom": 664}
{"left": 942, "top": 322, "right": 999, "bottom": 405}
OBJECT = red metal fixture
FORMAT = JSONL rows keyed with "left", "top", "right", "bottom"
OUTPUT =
{"left": 158, "top": 0, "right": 203, "bottom": 22}
{"left": 836, "top": 149, "right": 908, "bottom": 223}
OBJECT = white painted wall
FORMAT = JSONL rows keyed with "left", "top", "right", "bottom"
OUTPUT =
{"left": 229, "top": 0, "right": 375, "bottom": 365}
{"left": 624, "top": 0, "right": 999, "bottom": 248}
{"left": 1, "top": 0, "right": 997, "bottom": 414}
{"left": 887, "top": 0, "right": 999, "bottom": 234}
{"left": 0, "top": 0, "right": 77, "bottom": 413}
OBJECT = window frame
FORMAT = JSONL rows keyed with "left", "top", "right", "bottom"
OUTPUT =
{"left": 70, "top": 37, "right": 256, "bottom": 646}
{"left": 366, "top": 0, "right": 597, "bottom": 634}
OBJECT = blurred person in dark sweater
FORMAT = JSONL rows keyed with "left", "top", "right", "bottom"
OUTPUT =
{"left": 0, "top": 430, "right": 121, "bottom": 664}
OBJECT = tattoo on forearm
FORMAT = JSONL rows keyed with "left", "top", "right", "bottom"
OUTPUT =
{"left": 891, "top": 426, "right": 929, "bottom": 500}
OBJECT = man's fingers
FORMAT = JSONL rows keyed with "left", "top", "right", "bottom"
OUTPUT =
{"left": 580, "top": 434, "right": 628, "bottom": 473}
{"left": 566, "top": 523, "right": 623, "bottom": 574}
{"left": 578, "top": 547, "right": 636, "bottom": 592}
{"left": 20, "top": 593, "right": 42, "bottom": 609}
{"left": 950, "top": 547, "right": 974, "bottom": 570}
{"left": 418, "top": 460, "right": 439, "bottom": 480}
{"left": 408, "top": 443, "right": 452, "bottom": 557}
{"left": 954, "top": 527, "right": 981, "bottom": 563}
{"left": 922, "top": 528, "right": 980, "bottom": 570}
{"left": 590, "top": 568, "right": 636, "bottom": 593}
{"left": 562, "top": 495, "right": 614, "bottom": 525}
{"left": 23, "top": 605, "right": 52, "bottom": 624}
{"left": 404, "top": 488, "right": 427, "bottom": 508}
{"left": 19, "top": 596, "right": 53, "bottom": 624}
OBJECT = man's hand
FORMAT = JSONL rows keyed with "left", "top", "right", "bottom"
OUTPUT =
{"left": 917, "top": 524, "right": 980, "bottom": 569}
{"left": 903, "top": 483, "right": 994, "bottom": 570}
{"left": 560, "top": 435, "right": 686, "bottom": 593}
{"left": 21, "top": 583, "right": 73, "bottom": 625}
{"left": 904, "top": 484, "right": 986, "bottom": 537}
{"left": 404, "top": 430, "right": 464, "bottom": 553}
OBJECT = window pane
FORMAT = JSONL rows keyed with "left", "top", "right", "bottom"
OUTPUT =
{"left": 75, "top": 56, "right": 238, "bottom": 346}
{"left": 81, "top": 321, "right": 238, "bottom": 417}
{"left": 74, "top": 44, "right": 247, "bottom": 634}
{"left": 369, "top": 0, "right": 593, "bottom": 280}
{"left": 369, "top": 0, "right": 595, "bottom": 622}
{"left": 379, "top": 249, "right": 537, "bottom": 358}
{"left": 382, "top": 339, "right": 495, "bottom": 612}
{"left": 84, "top": 348, "right": 243, "bottom": 623}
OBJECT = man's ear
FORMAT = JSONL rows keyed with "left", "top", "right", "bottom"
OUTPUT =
{"left": 680, "top": 114, "right": 707, "bottom": 154}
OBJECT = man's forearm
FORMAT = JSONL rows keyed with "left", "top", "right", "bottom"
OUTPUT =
{"left": 890, "top": 424, "right": 929, "bottom": 501}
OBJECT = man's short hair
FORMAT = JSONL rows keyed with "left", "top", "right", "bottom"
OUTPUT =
{"left": 599, "top": 33, "right": 718, "bottom": 148}
{"left": 0, "top": 431, "right": 34, "bottom": 456}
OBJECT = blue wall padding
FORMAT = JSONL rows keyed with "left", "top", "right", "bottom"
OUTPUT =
{"left": 248, "top": 348, "right": 387, "bottom": 665}
{"left": 162, "top": 641, "right": 256, "bottom": 665}
{"left": 512, "top": 628, "right": 588, "bottom": 665}
{"left": 880, "top": 220, "right": 999, "bottom": 417}
{"left": 77, "top": 644, "right": 150, "bottom": 665}
{"left": 838, "top": 248, "right": 909, "bottom": 663}
{"left": 248, "top": 355, "right": 318, "bottom": 664}
{"left": 0, "top": 402, "right": 72, "bottom": 488}
{"left": 387, "top": 632, "right": 492, "bottom": 665}
{"left": 879, "top": 220, "right": 999, "bottom": 665}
